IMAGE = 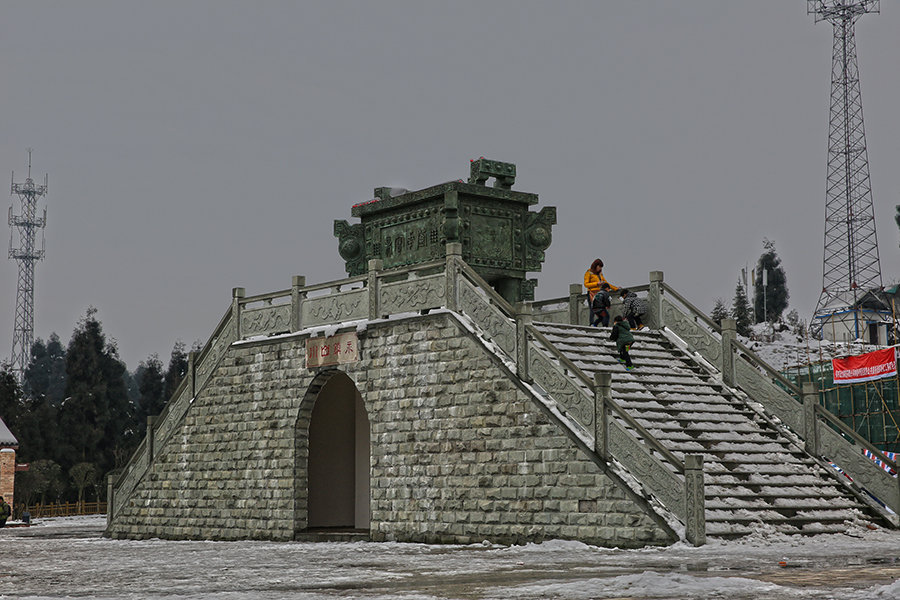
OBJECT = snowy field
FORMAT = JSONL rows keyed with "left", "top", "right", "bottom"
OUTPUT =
{"left": 0, "top": 516, "right": 898, "bottom": 599}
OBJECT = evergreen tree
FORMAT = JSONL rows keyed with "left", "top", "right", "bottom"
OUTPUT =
{"left": 164, "top": 340, "right": 189, "bottom": 402}
{"left": 58, "top": 308, "right": 134, "bottom": 474}
{"left": 731, "top": 280, "right": 753, "bottom": 336}
{"left": 136, "top": 354, "right": 165, "bottom": 434}
{"left": 753, "top": 239, "right": 789, "bottom": 323}
{"left": 0, "top": 362, "right": 23, "bottom": 432}
{"left": 23, "top": 333, "right": 67, "bottom": 406}
{"left": 710, "top": 298, "right": 729, "bottom": 327}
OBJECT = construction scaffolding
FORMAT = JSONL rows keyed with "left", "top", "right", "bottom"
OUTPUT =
{"left": 783, "top": 361, "right": 900, "bottom": 453}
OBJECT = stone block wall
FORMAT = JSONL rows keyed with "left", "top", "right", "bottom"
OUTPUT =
{"left": 106, "top": 312, "right": 673, "bottom": 548}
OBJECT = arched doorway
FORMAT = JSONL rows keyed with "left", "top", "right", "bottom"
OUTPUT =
{"left": 299, "top": 370, "right": 370, "bottom": 532}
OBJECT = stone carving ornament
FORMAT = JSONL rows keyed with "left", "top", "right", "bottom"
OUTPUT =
{"left": 527, "top": 348, "right": 594, "bottom": 427}
{"left": 380, "top": 275, "right": 445, "bottom": 314}
{"left": 662, "top": 298, "right": 721, "bottom": 364}
{"left": 241, "top": 305, "right": 291, "bottom": 338}
{"left": 607, "top": 420, "right": 685, "bottom": 517}
{"left": 458, "top": 280, "right": 516, "bottom": 355}
{"left": 306, "top": 292, "right": 365, "bottom": 326}
{"left": 733, "top": 359, "right": 803, "bottom": 433}
{"left": 818, "top": 424, "right": 899, "bottom": 511}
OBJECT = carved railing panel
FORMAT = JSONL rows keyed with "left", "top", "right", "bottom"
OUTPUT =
{"left": 303, "top": 289, "right": 368, "bottom": 327}
{"left": 818, "top": 424, "right": 900, "bottom": 512}
{"left": 112, "top": 437, "right": 149, "bottom": 517}
{"left": 241, "top": 304, "right": 292, "bottom": 338}
{"left": 194, "top": 320, "right": 237, "bottom": 392}
{"left": 457, "top": 278, "right": 516, "bottom": 356}
{"left": 527, "top": 346, "right": 593, "bottom": 428}
{"left": 661, "top": 297, "right": 721, "bottom": 366}
{"left": 733, "top": 359, "right": 803, "bottom": 433}
{"left": 380, "top": 274, "right": 446, "bottom": 315}
{"left": 607, "top": 420, "right": 685, "bottom": 516}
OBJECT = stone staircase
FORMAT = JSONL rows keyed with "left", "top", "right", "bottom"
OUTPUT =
{"left": 532, "top": 322, "right": 875, "bottom": 538}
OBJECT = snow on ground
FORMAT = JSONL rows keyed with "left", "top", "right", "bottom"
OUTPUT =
{"left": 1, "top": 516, "right": 898, "bottom": 599}
{"left": 740, "top": 323, "right": 886, "bottom": 372}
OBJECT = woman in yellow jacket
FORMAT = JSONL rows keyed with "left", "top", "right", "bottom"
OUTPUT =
{"left": 584, "top": 259, "right": 618, "bottom": 303}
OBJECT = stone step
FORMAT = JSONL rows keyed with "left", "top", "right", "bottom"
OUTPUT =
{"left": 530, "top": 321, "right": 875, "bottom": 538}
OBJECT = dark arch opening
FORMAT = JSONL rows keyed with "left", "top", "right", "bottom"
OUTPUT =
{"left": 304, "top": 371, "right": 370, "bottom": 531}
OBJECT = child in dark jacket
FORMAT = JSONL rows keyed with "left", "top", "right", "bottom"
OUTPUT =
{"left": 619, "top": 289, "right": 648, "bottom": 330}
{"left": 590, "top": 283, "right": 611, "bottom": 327}
{"left": 610, "top": 315, "right": 635, "bottom": 370}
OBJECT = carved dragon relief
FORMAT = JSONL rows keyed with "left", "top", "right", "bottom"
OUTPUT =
{"left": 380, "top": 276, "right": 446, "bottom": 314}
{"left": 661, "top": 299, "right": 721, "bottom": 363}
{"left": 458, "top": 281, "right": 516, "bottom": 355}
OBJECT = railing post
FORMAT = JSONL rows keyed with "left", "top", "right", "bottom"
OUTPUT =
{"left": 569, "top": 284, "right": 583, "bottom": 325}
{"left": 446, "top": 242, "right": 462, "bottom": 312}
{"left": 107, "top": 474, "right": 115, "bottom": 525}
{"left": 802, "top": 382, "right": 820, "bottom": 457}
{"left": 367, "top": 259, "right": 383, "bottom": 320}
{"left": 291, "top": 275, "right": 306, "bottom": 332}
{"left": 232, "top": 287, "right": 245, "bottom": 340}
{"left": 649, "top": 271, "right": 664, "bottom": 330}
{"left": 146, "top": 415, "right": 157, "bottom": 461}
{"left": 684, "top": 454, "right": 706, "bottom": 546}
{"left": 720, "top": 318, "right": 736, "bottom": 387}
{"left": 593, "top": 372, "right": 611, "bottom": 461}
{"left": 515, "top": 302, "right": 533, "bottom": 383}
{"left": 188, "top": 350, "right": 197, "bottom": 398}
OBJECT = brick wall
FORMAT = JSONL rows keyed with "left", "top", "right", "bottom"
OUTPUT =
{"left": 0, "top": 448, "right": 15, "bottom": 507}
{"left": 106, "top": 312, "right": 673, "bottom": 547}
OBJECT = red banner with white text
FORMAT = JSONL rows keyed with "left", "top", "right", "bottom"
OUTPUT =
{"left": 832, "top": 348, "right": 898, "bottom": 384}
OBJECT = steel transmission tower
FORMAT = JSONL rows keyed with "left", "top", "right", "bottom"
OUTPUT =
{"left": 808, "top": 1, "right": 884, "bottom": 337}
{"left": 7, "top": 150, "right": 48, "bottom": 383}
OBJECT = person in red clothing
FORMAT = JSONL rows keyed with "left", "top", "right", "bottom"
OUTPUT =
{"left": 584, "top": 259, "right": 617, "bottom": 303}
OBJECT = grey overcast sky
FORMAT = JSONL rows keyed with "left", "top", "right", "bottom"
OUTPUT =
{"left": 2, "top": 1, "right": 900, "bottom": 370}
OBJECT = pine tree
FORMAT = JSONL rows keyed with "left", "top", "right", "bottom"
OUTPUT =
{"left": 164, "top": 340, "right": 189, "bottom": 402}
{"left": 23, "top": 333, "right": 67, "bottom": 406}
{"left": 0, "top": 362, "right": 22, "bottom": 432}
{"left": 136, "top": 354, "right": 165, "bottom": 432}
{"left": 753, "top": 238, "right": 789, "bottom": 323}
{"left": 710, "top": 298, "right": 729, "bottom": 326}
{"left": 58, "top": 308, "right": 134, "bottom": 474}
{"left": 731, "top": 280, "right": 753, "bottom": 336}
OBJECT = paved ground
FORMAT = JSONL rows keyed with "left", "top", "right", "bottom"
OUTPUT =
{"left": 1, "top": 517, "right": 898, "bottom": 599}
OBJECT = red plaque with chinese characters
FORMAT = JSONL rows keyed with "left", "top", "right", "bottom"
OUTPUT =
{"left": 306, "top": 332, "right": 360, "bottom": 368}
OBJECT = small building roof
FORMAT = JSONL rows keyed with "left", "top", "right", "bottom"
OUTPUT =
{"left": 0, "top": 416, "right": 18, "bottom": 448}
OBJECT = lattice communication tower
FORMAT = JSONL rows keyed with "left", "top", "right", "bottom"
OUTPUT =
{"left": 808, "top": 1, "right": 883, "bottom": 336}
{"left": 8, "top": 150, "right": 48, "bottom": 383}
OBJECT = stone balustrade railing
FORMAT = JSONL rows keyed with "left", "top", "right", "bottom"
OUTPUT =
{"left": 647, "top": 272, "right": 899, "bottom": 522}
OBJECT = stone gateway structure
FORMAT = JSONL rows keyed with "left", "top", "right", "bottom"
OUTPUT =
{"left": 107, "top": 161, "right": 898, "bottom": 546}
